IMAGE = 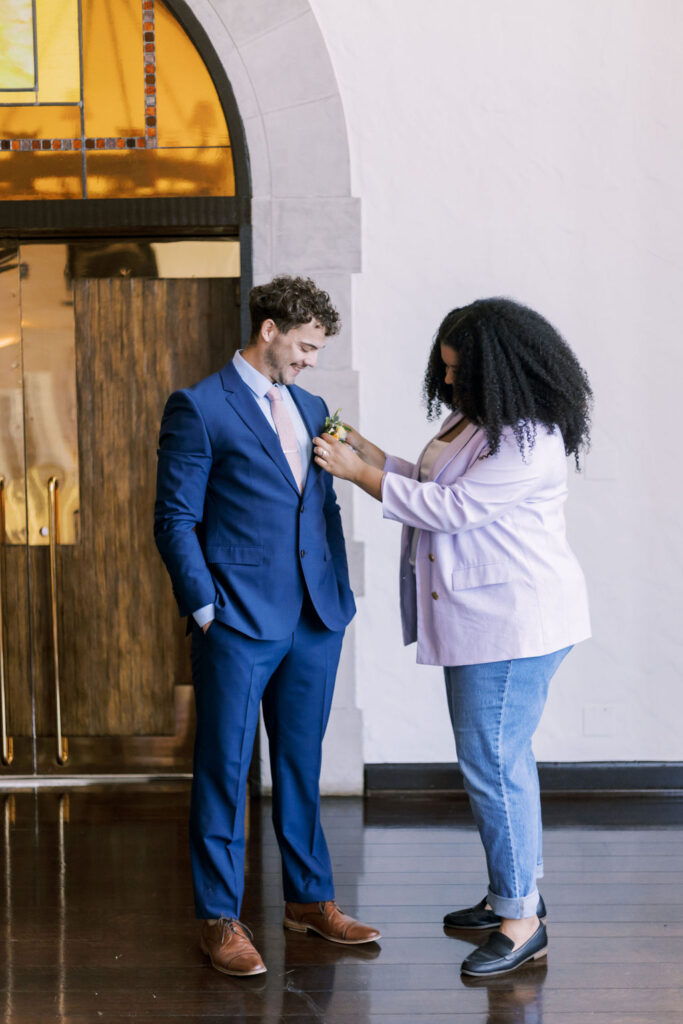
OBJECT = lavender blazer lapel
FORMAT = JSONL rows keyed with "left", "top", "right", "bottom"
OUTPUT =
{"left": 409, "top": 411, "right": 463, "bottom": 482}
{"left": 411, "top": 418, "right": 458, "bottom": 480}
{"left": 432, "top": 419, "right": 481, "bottom": 482}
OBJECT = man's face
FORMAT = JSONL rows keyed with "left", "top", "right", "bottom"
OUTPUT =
{"left": 263, "top": 319, "right": 327, "bottom": 385}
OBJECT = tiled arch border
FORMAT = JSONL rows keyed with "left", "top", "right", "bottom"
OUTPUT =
{"left": 183, "top": 0, "right": 364, "bottom": 795}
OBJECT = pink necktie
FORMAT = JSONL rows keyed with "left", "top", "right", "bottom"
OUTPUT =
{"left": 266, "top": 386, "right": 303, "bottom": 491}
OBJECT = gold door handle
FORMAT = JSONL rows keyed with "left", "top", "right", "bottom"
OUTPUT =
{"left": 0, "top": 477, "right": 14, "bottom": 765}
{"left": 48, "top": 477, "right": 68, "bottom": 765}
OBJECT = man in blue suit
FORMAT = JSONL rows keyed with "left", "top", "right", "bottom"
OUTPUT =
{"left": 154, "top": 276, "right": 379, "bottom": 977}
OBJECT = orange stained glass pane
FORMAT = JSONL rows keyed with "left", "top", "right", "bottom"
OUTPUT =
{"left": 86, "top": 146, "right": 235, "bottom": 198}
{"left": 0, "top": 151, "right": 82, "bottom": 200}
{"left": 82, "top": 0, "right": 145, "bottom": 139}
{"left": 0, "top": 91, "right": 37, "bottom": 103}
{"left": 0, "top": 0, "right": 35, "bottom": 89}
{"left": 155, "top": 0, "right": 230, "bottom": 148}
{"left": 35, "top": 0, "right": 80, "bottom": 103}
{"left": 0, "top": 104, "right": 81, "bottom": 139}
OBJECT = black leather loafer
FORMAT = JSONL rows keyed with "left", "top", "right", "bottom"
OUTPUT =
{"left": 444, "top": 893, "right": 546, "bottom": 930}
{"left": 460, "top": 922, "right": 548, "bottom": 977}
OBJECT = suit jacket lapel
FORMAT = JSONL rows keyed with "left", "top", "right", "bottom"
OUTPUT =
{"left": 220, "top": 362, "right": 301, "bottom": 494}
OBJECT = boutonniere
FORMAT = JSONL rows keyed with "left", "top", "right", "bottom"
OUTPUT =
{"left": 323, "top": 408, "right": 349, "bottom": 443}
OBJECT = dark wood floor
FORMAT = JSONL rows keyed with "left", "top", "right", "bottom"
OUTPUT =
{"left": 2, "top": 785, "right": 683, "bottom": 1022}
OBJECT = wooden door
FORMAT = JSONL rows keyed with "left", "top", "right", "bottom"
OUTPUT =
{"left": 0, "top": 242, "right": 241, "bottom": 776}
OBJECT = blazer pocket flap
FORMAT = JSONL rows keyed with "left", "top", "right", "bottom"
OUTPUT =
{"left": 205, "top": 545, "right": 264, "bottom": 565}
{"left": 452, "top": 562, "right": 512, "bottom": 590}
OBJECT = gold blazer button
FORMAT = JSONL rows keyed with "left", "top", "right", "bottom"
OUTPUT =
{"left": 431, "top": 591, "right": 439, "bottom": 600}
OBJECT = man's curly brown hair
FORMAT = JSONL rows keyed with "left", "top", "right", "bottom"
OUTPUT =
{"left": 249, "top": 275, "right": 341, "bottom": 338}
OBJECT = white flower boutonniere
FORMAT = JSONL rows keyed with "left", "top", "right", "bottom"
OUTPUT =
{"left": 323, "top": 408, "right": 349, "bottom": 443}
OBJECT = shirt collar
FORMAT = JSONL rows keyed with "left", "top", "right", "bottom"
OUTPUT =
{"left": 232, "top": 349, "right": 283, "bottom": 400}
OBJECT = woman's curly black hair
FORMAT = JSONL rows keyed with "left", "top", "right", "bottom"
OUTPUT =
{"left": 423, "top": 297, "right": 592, "bottom": 467}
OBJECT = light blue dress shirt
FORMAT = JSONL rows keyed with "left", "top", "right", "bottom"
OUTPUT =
{"left": 192, "top": 350, "right": 313, "bottom": 627}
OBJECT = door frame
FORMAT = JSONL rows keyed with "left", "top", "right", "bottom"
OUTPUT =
{"left": 0, "top": 240, "right": 245, "bottom": 782}
{"left": 0, "top": 2, "right": 253, "bottom": 785}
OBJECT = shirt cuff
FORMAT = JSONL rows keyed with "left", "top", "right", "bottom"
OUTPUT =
{"left": 192, "top": 603, "right": 215, "bottom": 628}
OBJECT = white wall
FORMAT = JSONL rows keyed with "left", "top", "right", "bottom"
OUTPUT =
{"left": 310, "top": 0, "right": 683, "bottom": 763}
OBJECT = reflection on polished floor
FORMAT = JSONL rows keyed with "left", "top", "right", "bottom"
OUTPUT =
{"left": 2, "top": 786, "right": 683, "bottom": 1023}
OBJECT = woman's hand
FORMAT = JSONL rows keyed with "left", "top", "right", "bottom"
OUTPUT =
{"left": 340, "top": 424, "right": 364, "bottom": 451}
{"left": 337, "top": 425, "right": 387, "bottom": 470}
{"left": 313, "top": 434, "right": 362, "bottom": 481}
{"left": 313, "top": 435, "right": 385, "bottom": 501}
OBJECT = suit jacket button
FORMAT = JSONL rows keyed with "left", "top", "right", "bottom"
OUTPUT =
{"left": 429, "top": 553, "right": 435, "bottom": 562}
{"left": 300, "top": 549, "right": 306, "bottom": 558}
{"left": 431, "top": 591, "right": 439, "bottom": 600}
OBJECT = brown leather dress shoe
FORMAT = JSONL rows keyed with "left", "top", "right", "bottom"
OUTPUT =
{"left": 283, "top": 900, "right": 381, "bottom": 945}
{"left": 200, "top": 918, "right": 266, "bottom": 976}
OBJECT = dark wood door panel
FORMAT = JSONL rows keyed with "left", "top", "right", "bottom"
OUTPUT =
{"left": 29, "top": 276, "right": 240, "bottom": 740}
{"left": 2, "top": 546, "right": 33, "bottom": 738}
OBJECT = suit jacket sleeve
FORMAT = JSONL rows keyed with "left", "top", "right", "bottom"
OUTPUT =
{"left": 323, "top": 470, "right": 352, "bottom": 591}
{"left": 154, "top": 389, "right": 215, "bottom": 617}
{"left": 319, "top": 398, "right": 352, "bottom": 592}
{"left": 382, "top": 431, "right": 542, "bottom": 534}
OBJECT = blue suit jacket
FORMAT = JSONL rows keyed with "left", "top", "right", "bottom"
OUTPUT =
{"left": 154, "top": 361, "right": 355, "bottom": 639}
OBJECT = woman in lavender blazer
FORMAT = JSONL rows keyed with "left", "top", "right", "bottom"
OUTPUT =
{"left": 313, "top": 297, "right": 592, "bottom": 978}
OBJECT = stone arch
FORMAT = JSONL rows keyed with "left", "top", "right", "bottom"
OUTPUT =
{"left": 182, "top": 0, "right": 364, "bottom": 794}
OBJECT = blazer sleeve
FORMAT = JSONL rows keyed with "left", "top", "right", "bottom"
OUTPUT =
{"left": 381, "top": 432, "right": 543, "bottom": 534}
{"left": 383, "top": 453, "right": 417, "bottom": 478}
{"left": 154, "top": 389, "right": 216, "bottom": 617}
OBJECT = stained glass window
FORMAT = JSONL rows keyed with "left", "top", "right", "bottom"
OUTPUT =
{"left": 0, "top": 0, "right": 235, "bottom": 199}
{"left": 0, "top": 0, "right": 37, "bottom": 93}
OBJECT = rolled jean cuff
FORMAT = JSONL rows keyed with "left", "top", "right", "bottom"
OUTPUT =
{"left": 487, "top": 885, "right": 540, "bottom": 919}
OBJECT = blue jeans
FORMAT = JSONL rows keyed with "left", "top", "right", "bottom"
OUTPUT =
{"left": 444, "top": 647, "right": 572, "bottom": 919}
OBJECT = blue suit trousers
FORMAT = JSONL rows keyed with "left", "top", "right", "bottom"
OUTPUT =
{"left": 189, "top": 598, "right": 343, "bottom": 919}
